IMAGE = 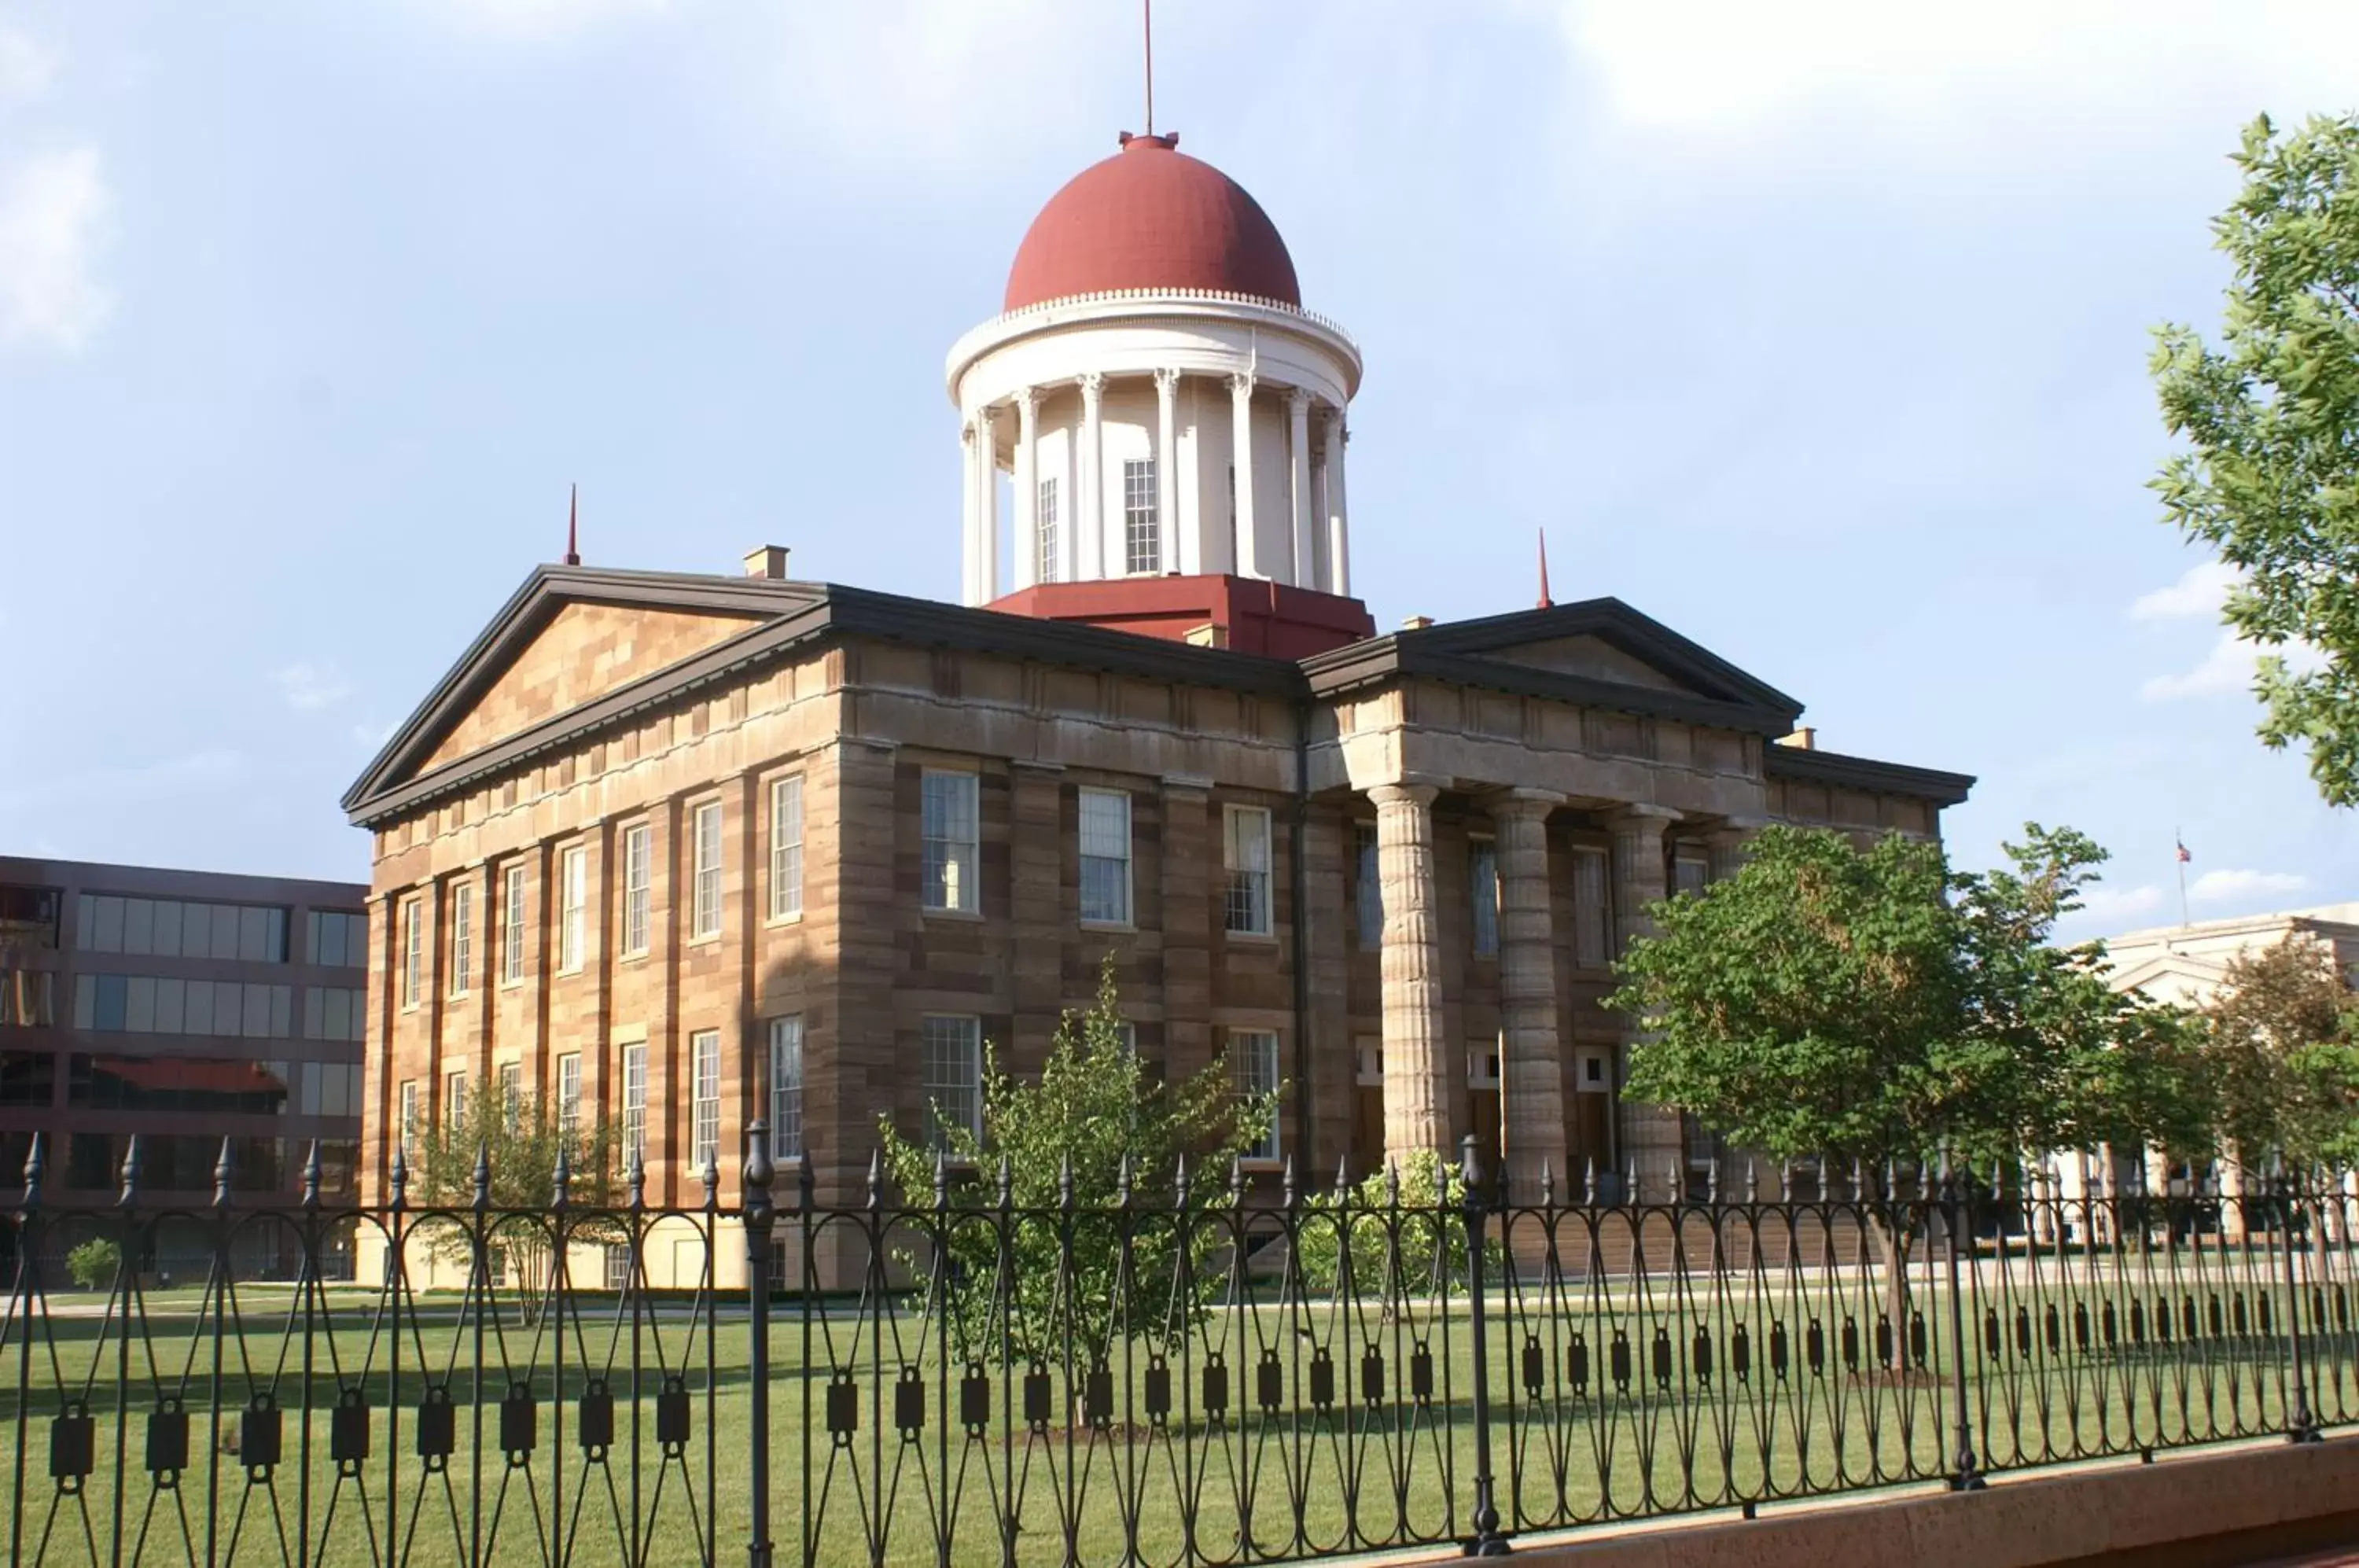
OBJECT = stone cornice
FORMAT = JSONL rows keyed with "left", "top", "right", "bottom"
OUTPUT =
{"left": 1764, "top": 744, "right": 1975, "bottom": 808}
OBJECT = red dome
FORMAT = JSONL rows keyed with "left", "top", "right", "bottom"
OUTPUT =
{"left": 1003, "top": 134, "right": 1301, "bottom": 313}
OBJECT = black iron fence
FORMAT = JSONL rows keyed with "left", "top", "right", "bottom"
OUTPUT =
{"left": 6, "top": 1128, "right": 2356, "bottom": 1566}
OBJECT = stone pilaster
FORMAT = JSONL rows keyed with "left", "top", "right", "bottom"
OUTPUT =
{"left": 1373, "top": 778, "right": 1451, "bottom": 1159}
{"left": 1607, "top": 804, "right": 1680, "bottom": 1194}
{"left": 1160, "top": 775, "right": 1214, "bottom": 1087}
{"left": 815, "top": 739, "right": 898, "bottom": 1214}
{"left": 1303, "top": 803, "right": 1353, "bottom": 1177}
{"left": 1010, "top": 761, "right": 1066, "bottom": 1077}
{"left": 1492, "top": 790, "right": 1566, "bottom": 1205}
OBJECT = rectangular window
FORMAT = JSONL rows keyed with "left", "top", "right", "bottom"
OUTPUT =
{"left": 498, "top": 1061, "right": 522, "bottom": 1130}
{"left": 559, "top": 847, "right": 587, "bottom": 974}
{"left": 1037, "top": 477, "right": 1060, "bottom": 583}
{"left": 1231, "top": 1029, "right": 1281, "bottom": 1160}
{"left": 304, "top": 986, "right": 365, "bottom": 1042}
{"left": 1077, "top": 788, "right": 1132, "bottom": 925}
{"left": 692, "top": 801, "right": 723, "bottom": 939}
{"left": 604, "top": 1243, "right": 635, "bottom": 1293}
{"left": 1673, "top": 849, "right": 1710, "bottom": 899}
{"left": 920, "top": 1014, "right": 982, "bottom": 1150}
{"left": 769, "top": 1015, "right": 804, "bottom": 1160}
{"left": 690, "top": 1029, "right": 721, "bottom": 1173}
{"left": 922, "top": 771, "right": 980, "bottom": 914}
{"left": 1354, "top": 823, "right": 1382, "bottom": 948}
{"left": 0, "top": 884, "right": 61, "bottom": 950}
{"left": 769, "top": 776, "right": 804, "bottom": 920}
{"left": 556, "top": 1052, "right": 582, "bottom": 1142}
{"left": 305, "top": 908, "right": 367, "bottom": 970}
{"left": 0, "top": 970, "right": 57, "bottom": 1028}
{"left": 449, "top": 883, "right": 473, "bottom": 996}
{"left": 81, "top": 897, "right": 287, "bottom": 961}
{"left": 1123, "top": 457, "right": 1158, "bottom": 574}
{"left": 619, "top": 1043, "right": 648, "bottom": 1165}
{"left": 400, "top": 899, "right": 423, "bottom": 1010}
{"left": 1470, "top": 839, "right": 1500, "bottom": 959}
{"left": 399, "top": 1080, "right": 420, "bottom": 1160}
{"left": 621, "top": 823, "right": 653, "bottom": 955}
{"left": 1223, "top": 805, "right": 1272, "bottom": 936}
{"left": 1573, "top": 846, "right": 1611, "bottom": 969}
{"left": 502, "top": 864, "right": 527, "bottom": 984}
{"left": 444, "top": 1070, "right": 466, "bottom": 1130}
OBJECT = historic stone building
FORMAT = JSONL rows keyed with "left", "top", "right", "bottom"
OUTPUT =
{"left": 345, "top": 131, "right": 1971, "bottom": 1282}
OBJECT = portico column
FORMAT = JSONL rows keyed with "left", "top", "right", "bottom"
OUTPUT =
{"left": 977, "top": 403, "right": 1000, "bottom": 602}
{"left": 1154, "top": 368, "right": 1179, "bottom": 576}
{"left": 1706, "top": 817, "right": 1761, "bottom": 884}
{"left": 959, "top": 418, "right": 981, "bottom": 605}
{"left": 1287, "top": 388, "right": 1315, "bottom": 589}
{"left": 1229, "top": 371, "right": 1260, "bottom": 580}
{"left": 1323, "top": 411, "right": 1350, "bottom": 598}
{"left": 1607, "top": 804, "right": 1681, "bottom": 1195}
{"left": 1371, "top": 778, "right": 1450, "bottom": 1159}
{"left": 1492, "top": 790, "right": 1567, "bottom": 1206}
{"left": 1013, "top": 387, "right": 1040, "bottom": 590}
{"left": 1078, "top": 373, "right": 1106, "bottom": 580}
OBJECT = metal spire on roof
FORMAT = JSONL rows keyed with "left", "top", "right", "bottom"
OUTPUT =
{"left": 1144, "top": 0, "right": 1154, "bottom": 138}
{"left": 1537, "top": 528, "right": 1553, "bottom": 609}
{"left": 564, "top": 482, "right": 580, "bottom": 566}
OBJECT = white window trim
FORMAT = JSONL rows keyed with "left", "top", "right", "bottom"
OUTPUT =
{"left": 1231, "top": 1028, "right": 1283, "bottom": 1162}
{"left": 449, "top": 883, "right": 474, "bottom": 997}
{"left": 769, "top": 1014, "right": 805, "bottom": 1161}
{"left": 690, "top": 800, "right": 724, "bottom": 941}
{"left": 1076, "top": 786, "right": 1134, "bottom": 929}
{"left": 620, "top": 1040, "right": 649, "bottom": 1165}
{"left": 500, "top": 863, "right": 528, "bottom": 988}
{"left": 556, "top": 1051, "right": 583, "bottom": 1139}
{"left": 558, "top": 846, "right": 588, "bottom": 976}
{"left": 399, "top": 899, "right": 423, "bottom": 1012}
{"left": 1223, "top": 804, "right": 1275, "bottom": 939}
{"left": 768, "top": 775, "right": 806, "bottom": 924}
{"left": 620, "top": 822, "right": 653, "bottom": 959}
{"left": 921, "top": 770, "right": 981, "bottom": 918}
{"left": 920, "top": 1013, "right": 984, "bottom": 1151}
{"left": 690, "top": 1029, "right": 722, "bottom": 1174}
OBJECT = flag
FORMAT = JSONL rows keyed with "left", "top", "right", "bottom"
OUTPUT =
{"left": 2176, "top": 837, "right": 2192, "bottom": 864}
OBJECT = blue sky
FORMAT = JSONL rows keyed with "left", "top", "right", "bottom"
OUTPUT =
{"left": 2, "top": 1, "right": 2353, "bottom": 937}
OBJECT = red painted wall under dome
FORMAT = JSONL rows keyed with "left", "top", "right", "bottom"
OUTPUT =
{"left": 985, "top": 575, "right": 1375, "bottom": 660}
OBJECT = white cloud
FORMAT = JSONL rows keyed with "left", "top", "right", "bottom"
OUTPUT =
{"left": 272, "top": 661, "right": 356, "bottom": 712}
{"left": 2074, "top": 884, "right": 2163, "bottom": 926}
{"left": 2188, "top": 867, "right": 2309, "bottom": 904}
{"left": 2130, "top": 560, "right": 2239, "bottom": 622}
{"left": 0, "top": 25, "right": 55, "bottom": 100}
{"left": 0, "top": 145, "right": 111, "bottom": 351}
{"left": 1555, "top": 1, "right": 2359, "bottom": 138}
{"left": 2140, "top": 630, "right": 2328, "bottom": 702}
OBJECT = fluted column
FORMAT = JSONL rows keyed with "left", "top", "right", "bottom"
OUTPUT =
{"left": 1013, "top": 388, "right": 1040, "bottom": 590}
{"left": 1492, "top": 790, "right": 1566, "bottom": 1205}
{"left": 1372, "top": 779, "right": 1450, "bottom": 1159}
{"left": 1078, "top": 374, "right": 1106, "bottom": 580}
{"left": 1287, "top": 388, "right": 1315, "bottom": 590}
{"left": 1229, "top": 371, "right": 1260, "bottom": 580}
{"left": 976, "top": 403, "right": 1000, "bottom": 602}
{"left": 959, "top": 418, "right": 981, "bottom": 605}
{"left": 1607, "top": 804, "right": 1680, "bottom": 1194}
{"left": 1323, "top": 411, "right": 1350, "bottom": 598}
{"left": 1154, "top": 368, "right": 1179, "bottom": 577}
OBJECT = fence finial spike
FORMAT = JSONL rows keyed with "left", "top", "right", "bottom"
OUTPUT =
{"left": 1626, "top": 1155, "right": 1639, "bottom": 1208}
{"left": 1385, "top": 1158, "right": 1401, "bottom": 1209}
{"left": 627, "top": 1148, "right": 646, "bottom": 1210}
{"left": 552, "top": 1142, "right": 573, "bottom": 1209}
{"left": 996, "top": 1151, "right": 1013, "bottom": 1209}
{"left": 1584, "top": 1155, "right": 1597, "bottom": 1207}
{"left": 1334, "top": 1154, "right": 1352, "bottom": 1198}
{"left": 202, "top": 1134, "right": 227, "bottom": 1209}
{"left": 388, "top": 1142, "right": 409, "bottom": 1209}
{"left": 1707, "top": 1155, "right": 1721, "bottom": 1205}
{"left": 934, "top": 1147, "right": 951, "bottom": 1210}
{"left": 1173, "top": 1152, "right": 1191, "bottom": 1206}
{"left": 301, "top": 1139, "right": 324, "bottom": 1208}
{"left": 701, "top": 1153, "right": 719, "bottom": 1206}
{"left": 20, "top": 1130, "right": 43, "bottom": 1207}
{"left": 1540, "top": 1158, "right": 1555, "bottom": 1209}
{"left": 473, "top": 1142, "right": 493, "bottom": 1210}
{"left": 1745, "top": 1158, "right": 1759, "bottom": 1204}
{"left": 1281, "top": 1154, "right": 1297, "bottom": 1209}
{"left": 1229, "top": 1152, "right": 1246, "bottom": 1205}
{"left": 1851, "top": 1157, "right": 1866, "bottom": 1200}
{"left": 1117, "top": 1151, "right": 1135, "bottom": 1208}
{"left": 867, "top": 1149, "right": 884, "bottom": 1211}
{"left": 1059, "top": 1151, "right": 1076, "bottom": 1211}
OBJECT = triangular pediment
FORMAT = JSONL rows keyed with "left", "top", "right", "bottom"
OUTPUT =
{"left": 344, "top": 565, "right": 819, "bottom": 815}
{"left": 2103, "top": 950, "right": 2231, "bottom": 1006}
{"left": 1467, "top": 631, "right": 1702, "bottom": 694}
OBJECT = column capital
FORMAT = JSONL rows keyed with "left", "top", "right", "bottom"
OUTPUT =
{"left": 961, "top": 419, "right": 977, "bottom": 446}
{"left": 1605, "top": 803, "right": 1679, "bottom": 830}
{"left": 1486, "top": 787, "right": 1566, "bottom": 819}
{"left": 1154, "top": 366, "right": 1182, "bottom": 393}
{"left": 1286, "top": 385, "right": 1313, "bottom": 413}
{"left": 1368, "top": 775, "right": 1448, "bottom": 809}
{"left": 1078, "top": 370, "right": 1106, "bottom": 402}
{"left": 1708, "top": 815, "right": 1767, "bottom": 844}
{"left": 1227, "top": 370, "right": 1257, "bottom": 397}
{"left": 1014, "top": 385, "right": 1040, "bottom": 418}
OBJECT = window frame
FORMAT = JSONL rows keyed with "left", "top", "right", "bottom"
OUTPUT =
{"left": 558, "top": 846, "right": 588, "bottom": 975}
{"left": 690, "top": 800, "right": 724, "bottom": 940}
{"left": 449, "top": 882, "right": 474, "bottom": 996}
{"left": 1469, "top": 837, "right": 1500, "bottom": 960}
{"left": 399, "top": 899, "right": 424, "bottom": 1011}
{"left": 1037, "top": 476, "right": 1061, "bottom": 583}
{"left": 556, "top": 1051, "right": 582, "bottom": 1141}
{"left": 398, "top": 1079, "right": 420, "bottom": 1161}
{"left": 620, "top": 822, "right": 653, "bottom": 958}
{"left": 1076, "top": 786, "right": 1134, "bottom": 927}
{"left": 1222, "top": 804, "right": 1274, "bottom": 937}
{"left": 1353, "top": 822, "right": 1382, "bottom": 948}
{"left": 619, "top": 1041, "right": 648, "bottom": 1166}
{"left": 444, "top": 1069, "right": 466, "bottom": 1131}
{"left": 1122, "top": 456, "right": 1158, "bottom": 575}
{"left": 919, "top": 1014, "right": 983, "bottom": 1152}
{"left": 1231, "top": 1028, "right": 1283, "bottom": 1161}
{"left": 690, "top": 1029, "right": 721, "bottom": 1174}
{"left": 769, "top": 775, "right": 806, "bottom": 922}
{"left": 769, "top": 1014, "right": 804, "bottom": 1161}
{"left": 920, "top": 770, "right": 981, "bottom": 916}
{"left": 501, "top": 863, "right": 527, "bottom": 985}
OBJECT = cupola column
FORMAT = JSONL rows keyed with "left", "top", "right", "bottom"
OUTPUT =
{"left": 1323, "top": 412, "right": 1351, "bottom": 598}
{"left": 977, "top": 404, "right": 1001, "bottom": 602}
{"left": 1078, "top": 373, "right": 1106, "bottom": 580}
{"left": 1154, "top": 367, "right": 1180, "bottom": 576}
{"left": 1288, "top": 388, "right": 1316, "bottom": 590}
{"left": 1229, "top": 372, "right": 1260, "bottom": 580}
{"left": 959, "top": 419, "right": 981, "bottom": 605}
{"left": 1012, "top": 388, "right": 1040, "bottom": 591}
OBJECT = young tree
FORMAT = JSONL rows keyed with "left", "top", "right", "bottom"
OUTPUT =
{"left": 877, "top": 959, "right": 1277, "bottom": 1367}
{"left": 1608, "top": 824, "right": 2203, "bottom": 1367}
{"left": 2204, "top": 936, "right": 2359, "bottom": 1175}
{"left": 410, "top": 1076, "right": 624, "bottom": 1317}
{"left": 2151, "top": 113, "right": 2359, "bottom": 805}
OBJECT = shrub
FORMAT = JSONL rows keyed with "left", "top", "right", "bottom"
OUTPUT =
{"left": 66, "top": 1237, "right": 121, "bottom": 1290}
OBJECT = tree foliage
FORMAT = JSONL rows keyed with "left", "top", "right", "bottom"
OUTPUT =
{"left": 2203, "top": 935, "right": 2359, "bottom": 1172}
{"left": 2152, "top": 112, "right": 2359, "bottom": 805}
{"left": 1293, "top": 1149, "right": 1489, "bottom": 1301}
{"left": 409, "top": 1077, "right": 625, "bottom": 1307}
{"left": 878, "top": 959, "right": 1278, "bottom": 1365}
{"left": 66, "top": 1238, "right": 120, "bottom": 1291}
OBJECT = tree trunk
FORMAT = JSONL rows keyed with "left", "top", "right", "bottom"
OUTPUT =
{"left": 1859, "top": 1208, "right": 1913, "bottom": 1377}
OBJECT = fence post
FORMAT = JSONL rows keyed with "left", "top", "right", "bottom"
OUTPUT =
{"left": 743, "top": 1120, "right": 776, "bottom": 1568}
{"left": 2281, "top": 1172, "right": 2321, "bottom": 1444}
{"left": 1461, "top": 1136, "right": 1510, "bottom": 1556}
{"left": 1940, "top": 1145, "right": 1985, "bottom": 1491}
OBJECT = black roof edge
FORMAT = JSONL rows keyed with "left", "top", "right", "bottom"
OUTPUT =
{"left": 1764, "top": 743, "right": 1976, "bottom": 807}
